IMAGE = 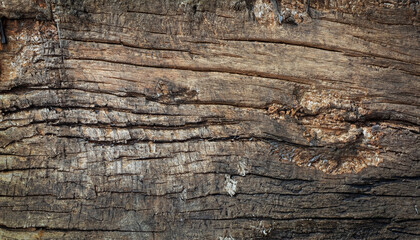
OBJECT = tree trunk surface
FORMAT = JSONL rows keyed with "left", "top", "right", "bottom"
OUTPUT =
{"left": 0, "top": 0, "right": 419, "bottom": 239}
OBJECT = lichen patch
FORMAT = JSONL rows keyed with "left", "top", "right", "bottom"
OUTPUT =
{"left": 224, "top": 174, "right": 237, "bottom": 197}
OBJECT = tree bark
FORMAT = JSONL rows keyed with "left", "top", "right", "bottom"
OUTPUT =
{"left": 0, "top": 0, "right": 419, "bottom": 239}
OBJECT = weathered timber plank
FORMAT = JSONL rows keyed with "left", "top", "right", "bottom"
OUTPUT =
{"left": 0, "top": 0, "right": 419, "bottom": 239}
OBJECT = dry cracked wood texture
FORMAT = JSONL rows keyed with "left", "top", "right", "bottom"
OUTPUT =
{"left": 0, "top": 0, "right": 419, "bottom": 239}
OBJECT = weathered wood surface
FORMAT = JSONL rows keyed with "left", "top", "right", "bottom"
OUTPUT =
{"left": 0, "top": 0, "right": 419, "bottom": 239}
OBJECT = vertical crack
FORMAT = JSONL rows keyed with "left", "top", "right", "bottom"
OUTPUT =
{"left": 0, "top": 17, "right": 7, "bottom": 44}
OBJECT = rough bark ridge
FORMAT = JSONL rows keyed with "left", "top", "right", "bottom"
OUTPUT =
{"left": 0, "top": 0, "right": 419, "bottom": 239}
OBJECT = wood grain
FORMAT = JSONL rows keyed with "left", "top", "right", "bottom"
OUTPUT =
{"left": 0, "top": 0, "right": 419, "bottom": 239}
